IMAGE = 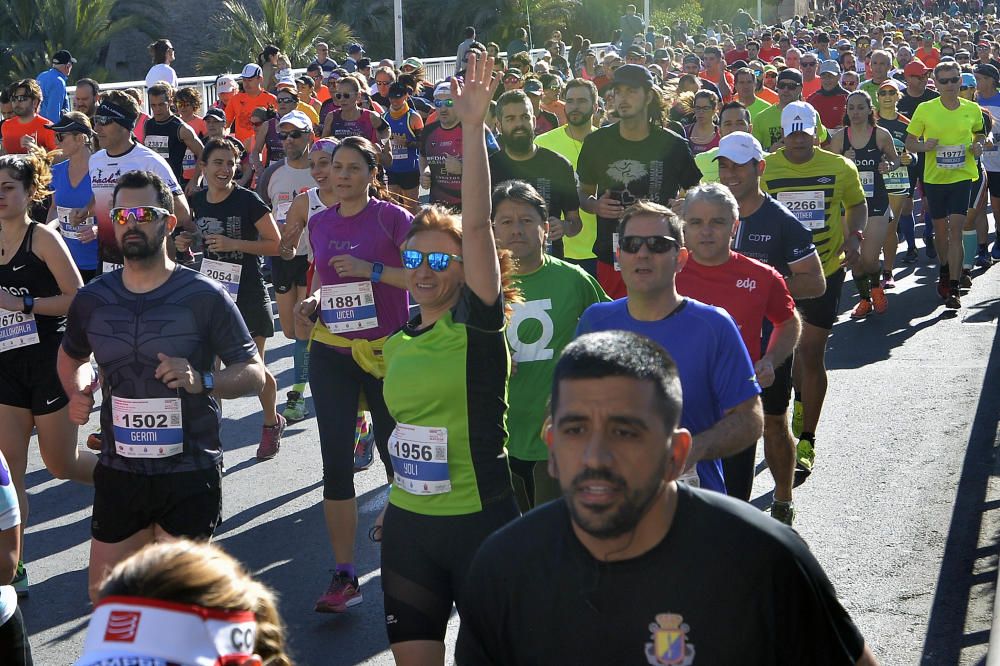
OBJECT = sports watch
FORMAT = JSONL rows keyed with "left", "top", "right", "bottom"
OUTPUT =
{"left": 371, "top": 261, "right": 385, "bottom": 283}
{"left": 200, "top": 371, "right": 215, "bottom": 394}
{"left": 21, "top": 295, "right": 34, "bottom": 315}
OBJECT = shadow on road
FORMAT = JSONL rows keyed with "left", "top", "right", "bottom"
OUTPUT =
{"left": 919, "top": 319, "right": 1000, "bottom": 663}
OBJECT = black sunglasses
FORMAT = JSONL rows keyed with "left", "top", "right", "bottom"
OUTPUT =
{"left": 937, "top": 76, "right": 961, "bottom": 84}
{"left": 618, "top": 235, "right": 680, "bottom": 254}
{"left": 278, "top": 129, "right": 310, "bottom": 140}
{"left": 334, "top": 92, "right": 355, "bottom": 100}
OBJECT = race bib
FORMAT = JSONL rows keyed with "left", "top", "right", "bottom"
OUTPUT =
{"left": 181, "top": 149, "right": 197, "bottom": 173}
{"left": 777, "top": 190, "right": 826, "bottom": 230}
{"left": 390, "top": 133, "right": 409, "bottom": 161}
{"left": 860, "top": 171, "right": 875, "bottom": 198}
{"left": 612, "top": 232, "right": 620, "bottom": 272}
{"left": 111, "top": 396, "right": 184, "bottom": 459}
{"left": 936, "top": 144, "right": 966, "bottom": 169}
{"left": 885, "top": 167, "right": 909, "bottom": 194}
{"left": 389, "top": 424, "right": 450, "bottom": 495}
{"left": 144, "top": 134, "right": 170, "bottom": 158}
{"left": 56, "top": 206, "right": 93, "bottom": 241}
{"left": 321, "top": 282, "right": 378, "bottom": 333}
{"left": 200, "top": 258, "right": 242, "bottom": 298}
{"left": 0, "top": 309, "right": 39, "bottom": 352}
{"left": 102, "top": 262, "right": 124, "bottom": 274}
{"left": 273, "top": 192, "right": 293, "bottom": 224}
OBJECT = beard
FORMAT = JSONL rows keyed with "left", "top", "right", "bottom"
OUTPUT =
{"left": 567, "top": 110, "right": 594, "bottom": 127}
{"left": 561, "top": 454, "right": 668, "bottom": 540}
{"left": 120, "top": 225, "right": 166, "bottom": 260}
{"left": 504, "top": 129, "right": 535, "bottom": 153}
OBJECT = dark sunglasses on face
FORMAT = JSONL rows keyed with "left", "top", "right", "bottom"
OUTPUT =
{"left": 618, "top": 235, "right": 680, "bottom": 254}
{"left": 877, "top": 89, "right": 897, "bottom": 96}
{"left": 376, "top": 80, "right": 392, "bottom": 86}
{"left": 777, "top": 82, "right": 800, "bottom": 90}
{"left": 334, "top": 92, "right": 355, "bottom": 100}
{"left": 277, "top": 97, "right": 296, "bottom": 104}
{"left": 801, "top": 61, "right": 818, "bottom": 67}
{"left": 401, "top": 249, "right": 463, "bottom": 271}
{"left": 110, "top": 206, "right": 170, "bottom": 225}
{"left": 278, "top": 129, "right": 309, "bottom": 140}
{"left": 55, "top": 132, "right": 80, "bottom": 142}
{"left": 937, "top": 76, "right": 961, "bottom": 84}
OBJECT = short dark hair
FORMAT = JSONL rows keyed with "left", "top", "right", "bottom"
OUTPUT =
{"left": 497, "top": 89, "right": 532, "bottom": 114}
{"left": 490, "top": 179, "right": 548, "bottom": 222}
{"left": 112, "top": 170, "right": 174, "bottom": 212}
{"left": 720, "top": 100, "right": 751, "bottom": 122}
{"left": 564, "top": 77, "right": 598, "bottom": 104}
{"left": 617, "top": 201, "right": 684, "bottom": 244}
{"left": 464, "top": 26, "right": 476, "bottom": 38}
{"left": 76, "top": 78, "right": 100, "bottom": 97}
{"left": 552, "top": 331, "right": 683, "bottom": 432}
{"left": 147, "top": 83, "right": 173, "bottom": 101}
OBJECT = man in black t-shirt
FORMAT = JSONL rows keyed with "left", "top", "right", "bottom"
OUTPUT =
{"left": 456, "top": 331, "right": 877, "bottom": 666}
{"left": 577, "top": 64, "right": 701, "bottom": 298}
{"left": 491, "top": 90, "right": 583, "bottom": 259}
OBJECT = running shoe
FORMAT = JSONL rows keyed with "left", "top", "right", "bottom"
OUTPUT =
{"left": 353, "top": 414, "right": 375, "bottom": 472}
{"left": 791, "top": 400, "right": 803, "bottom": 440}
{"left": 882, "top": 271, "right": 896, "bottom": 289}
{"left": 903, "top": 248, "right": 918, "bottom": 263}
{"left": 770, "top": 501, "right": 796, "bottom": 526}
{"left": 937, "top": 276, "right": 951, "bottom": 299}
{"left": 945, "top": 290, "right": 962, "bottom": 309}
{"left": 850, "top": 299, "right": 873, "bottom": 318}
{"left": 86, "top": 431, "right": 102, "bottom": 451}
{"left": 993, "top": 241, "right": 1000, "bottom": 261}
{"left": 255, "top": 414, "right": 286, "bottom": 461}
{"left": 871, "top": 286, "right": 888, "bottom": 314}
{"left": 282, "top": 391, "right": 309, "bottom": 423}
{"left": 12, "top": 561, "right": 28, "bottom": 598}
{"left": 925, "top": 235, "right": 937, "bottom": 259}
{"left": 315, "top": 571, "right": 362, "bottom": 613}
{"left": 975, "top": 248, "right": 993, "bottom": 268}
{"left": 793, "top": 437, "right": 814, "bottom": 487}
{"left": 960, "top": 270, "right": 973, "bottom": 289}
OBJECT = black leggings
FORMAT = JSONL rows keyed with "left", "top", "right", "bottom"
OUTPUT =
{"left": 721, "top": 441, "right": 757, "bottom": 503}
{"left": 309, "top": 343, "right": 395, "bottom": 500}
{"left": 0, "top": 607, "right": 32, "bottom": 666}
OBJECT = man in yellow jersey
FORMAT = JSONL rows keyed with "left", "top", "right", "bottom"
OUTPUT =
{"left": 762, "top": 101, "right": 866, "bottom": 485}
{"left": 695, "top": 101, "right": 753, "bottom": 183}
{"left": 905, "top": 60, "right": 987, "bottom": 309}
{"left": 752, "top": 69, "right": 829, "bottom": 151}
{"left": 536, "top": 78, "right": 599, "bottom": 277}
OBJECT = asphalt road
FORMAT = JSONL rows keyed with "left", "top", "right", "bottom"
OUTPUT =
{"left": 18, "top": 234, "right": 1000, "bottom": 666}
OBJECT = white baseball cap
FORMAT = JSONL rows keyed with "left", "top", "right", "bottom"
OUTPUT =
{"left": 781, "top": 101, "right": 818, "bottom": 137}
{"left": 278, "top": 110, "right": 312, "bottom": 130}
{"left": 215, "top": 76, "right": 238, "bottom": 94}
{"left": 240, "top": 63, "right": 263, "bottom": 79}
{"left": 714, "top": 132, "right": 766, "bottom": 164}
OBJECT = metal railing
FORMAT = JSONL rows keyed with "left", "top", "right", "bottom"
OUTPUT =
{"left": 66, "top": 44, "right": 611, "bottom": 115}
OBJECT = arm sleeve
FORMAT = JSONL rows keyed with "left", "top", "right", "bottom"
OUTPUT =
{"left": 485, "top": 128, "right": 500, "bottom": 154}
{"left": 710, "top": 309, "right": 762, "bottom": 410}
{"left": 555, "top": 157, "right": 580, "bottom": 214}
{"left": 61, "top": 289, "right": 94, "bottom": 360}
{"left": 150, "top": 156, "right": 183, "bottom": 195}
{"left": 453, "top": 284, "right": 504, "bottom": 331}
{"left": 676, "top": 141, "right": 704, "bottom": 189}
{"left": 225, "top": 97, "right": 239, "bottom": 126}
{"left": 577, "top": 134, "right": 599, "bottom": 186}
{"left": 780, "top": 207, "right": 818, "bottom": 265}
{"left": 390, "top": 206, "right": 414, "bottom": 248}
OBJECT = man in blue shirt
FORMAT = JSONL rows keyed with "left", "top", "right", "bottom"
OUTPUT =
{"left": 576, "top": 200, "right": 763, "bottom": 493}
{"left": 37, "top": 50, "right": 75, "bottom": 122}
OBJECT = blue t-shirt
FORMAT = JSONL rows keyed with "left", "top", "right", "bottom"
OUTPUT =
{"left": 576, "top": 298, "right": 761, "bottom": 493}
{"left": 50, "top": 160, "right": 98, "bottom": 271}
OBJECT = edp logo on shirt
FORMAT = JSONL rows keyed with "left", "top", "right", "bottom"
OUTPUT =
{"left": 736, "top": 278, "right": 757, "bottom": 292}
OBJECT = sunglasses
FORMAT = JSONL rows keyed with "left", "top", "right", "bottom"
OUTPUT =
{"left": 334, "top": 92, "right": 355, "bottom": 100}
{"left": 94, "top": 116, "right": 117, "bottom": 126}
{"left": 937, "top": 76, "right": 961, "bottom": 84}
{"left": 110, "top": 206, "right": 170, "bottom": 225}
{"left": 376, "top": 80, "right": 392, "bottom": 86}
{"left": 277, "top": 97, "right": 297, "bottom": 104}
{"left": 278, "top": 129, "right": 309, "bottom": 140}
{"left": 434, "top": 98, "right": 455, "bottom": 108}
{"left": 401, "top": 249, "right": 463, "bottom": 271}
{"left": 801, "top": 61, "right": 818, "bottom": 67}
{"left": 55, "top": 132, "right": 80, "bottom": 142}
{"left": 777, "top": 82, "right": 801, "bottom": 90}
{"left": 619, "top": 235, "right": 679, "bottom": 254}
{"left": 877, "top": 89, "right": 898, "bottom": 96}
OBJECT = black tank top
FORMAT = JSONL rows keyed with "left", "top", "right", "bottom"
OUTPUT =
{"left": 843, "top": 126, "right": 886, "bottom": 199}
{"left": 0, "top": 223, "right": 64, "bottom": 336}
{"left": 143, "top": 115, "right": 188, "bottom": 183}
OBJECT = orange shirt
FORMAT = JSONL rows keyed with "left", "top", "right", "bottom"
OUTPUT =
{"left": 540, "top": 99, "right": 567, "bottom": 125}
{"left": 316, "top": 86, "right": 331, "bottom": 103}
{"left": 915, "top": 47, "right": 940, "bottom": 69}
{"left": 1, "top": 115, "right": 56, "bottom": 154}
{"left": 225, "top": 90, "right": 278, "bottom": 144}
{"left": 802, "top": 77, "right": 822, "bottom": 98}
{"left": 757, "top": 87, "right": 779, "bottom": 104}
{"left": 700, "top": 69, "right": 735, "bottom": 102}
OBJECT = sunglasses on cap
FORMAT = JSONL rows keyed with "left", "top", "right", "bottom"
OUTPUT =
{"left": 110, "top": 206, "right": 171, "bottom": 225}
{"left": 278, "top": 129, "right": 310, "bottom": 140}
{"left": 94, "top": 116, "right": 118, "bottom": 126}
{"left": 618, "top": 235, "right": 680, "bottom": 254}
{"left": 434, "top": 98, "right": 455, "bottom": 108}
{"left": 401, "top": 249, "right": 463, "bottom": 271}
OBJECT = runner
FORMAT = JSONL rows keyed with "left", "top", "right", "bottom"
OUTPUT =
{"left": 535, "top": 78, "right": 600, "bottom": 276}
{"left": 959, "top": 73, "right": 992, "bottom": 285}
{"left": 455, "top": 331, "right": 877, "bottom": 666}
{"left": 876, "top": 81, "right": 919, "bottom": 271}
{"left": 694, "top": 101, "right": 752, "bottom": 183}
{"left": 732, "top": 67, "right": 773, "bottom": 120}
{"left": 751, "top": 69, "right": 829, "bottom": 151}
{"left": 256, "top": 111, "right": 317, "bottom": 423}
{"left": 828, "top": 90, "right": 899, "bottom": 317}
{"left": 762, "top": 101, "right": 866, "bottom": 483}
{"left": 683, "top": 90, "right": 722, "bottom": 155}
{"left": 321, "top": 75, "right": 390, "bottom": 145}
{"left": 975, "top": 63, "right": 1000, "bottom": 263}
{"left": 577, "top": 64, "right": 701, "bottom": 299}
{"left": 1, "top": 79, "right": 57, "bottom": 155}
{"left": 186, "top": 139, "right": 284, "bottom": 458}
{"left": 905, "top": 60, "right": 986, "bottom": 309}
{"left": 492, "top": 179, "right": 608, "bottom": 511}
{"left": 224, "top": 64, "right": 278, "bottom": 148}
{"left": 808, "top": 60, "right": 849, "bottom": 130}
{"left": 675, "top": 183, "right": 801, "bottom": 510}
{"left": 250, "top": 91, "right": 299, "bottom": 171}
{"left": 383, "top": 81, "right": 424, "bottom": 214}
{"left": 173, "top": 88, "right": 208, "bottom": 187}
{"left": 143, "top": 84, "right": 204, "bottom": 190}
{"left": 293, "top": 136, "right": 412, "bottom": 614}
{"left": 717, "top": 131, "right": 825, "bottom": 523}
{"left": 58, "top": 170, "right": 265, "bottom": 603}
{"left": 46, "top": 113, "right": 99, "bottom": 283}
{"left": 377, "top": 54, "right": 520, "bottom": 665}
{"left": 897, "top": 59, "right": 940, "bottom": 258}
{"left": 0, "top": 151, "right": 94, "bottom": 599}
{"left": 0, "top": 448, "right": 30, "bottom": 665}
{"left": 202, "top": 109, "right": 253, "bottom": 188}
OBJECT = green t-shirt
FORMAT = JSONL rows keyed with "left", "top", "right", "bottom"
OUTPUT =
{"left": 752, "top": 103, "right": 829, "bottom": 151}
{"left": 506, "top": 256, "right": 609, "bottom": 461}
{"left": 907, "top": 97, "right": 985, "bottom": 184}
{"left": 535, "top": 126, "right": 597, "bottom": 260}
{"left": 762, "top": 147, "right": 865, "bottom": 277}
{"left": 747, "top": 96, "right": 772, "bottom": 121}
{"left": 695, "top": 147, "right": 720, "bottom": 183}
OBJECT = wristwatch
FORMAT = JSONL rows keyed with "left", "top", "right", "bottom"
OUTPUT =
{"left": 200, "top": 371, "right": 215, "bottom": 395}
{"left": 371, "top": 261, "right": 385, "bottom": 283}
{"left": 21, "top": 295, "right": 34, "bottom": 315}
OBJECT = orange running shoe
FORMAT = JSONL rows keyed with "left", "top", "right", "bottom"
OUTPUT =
{"left": 871, "top": 286, "right": 888, "bottom": 314}
{"left": 851, "top": 299, "right": 873, "bottom": 318}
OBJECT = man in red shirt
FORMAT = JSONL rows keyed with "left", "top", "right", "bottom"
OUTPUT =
{"left": 799, "top": 52, "right": 822, "bottom": 98}
{"left": 725, "top": 34, "right": 750, "bottom": 65}
{"left": 700, "top": 46, "right": 733, "bottom": 102}
{"left": 807, "top": 60, "right": 848, "bottom": 129}
{"left": 1, "top": 78, "right": 56, "bottom": 154}
{"left": 915, "top": 32, "right": 941, "bottom": 69}
{"left": 676, "top": 179, "right": 801, "bottom": 516}
{"left": 759, "top": 32, "right": 783, "bottom": 62}
{"left": 224, "top": 63, "right": 278, "bottom": 147}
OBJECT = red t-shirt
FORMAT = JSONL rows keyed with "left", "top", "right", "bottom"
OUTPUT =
{"left": 725, "top": 49, "right": 750, "bottom": 65}
{"left": 915, "top": 47, "right": 940, "bottom": 69}
{"left": 759, "top": 47, "right": 783, "bottom": 62}
{"left": 675, "top": 252, "right": 796, "bottom": 362}
{"left": 700, "top": 69, "right": 735, "bottom": 102}
{"left": 1, "top": 115, "right": 56, "bottom": 154}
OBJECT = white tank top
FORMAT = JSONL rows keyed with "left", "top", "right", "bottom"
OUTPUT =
{"left": 305, "top": 188, "right": 330, "bottom": 262}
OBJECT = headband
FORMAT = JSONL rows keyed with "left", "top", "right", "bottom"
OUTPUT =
{"left": 95, "top": 101, "right": 137, "bottom": 131}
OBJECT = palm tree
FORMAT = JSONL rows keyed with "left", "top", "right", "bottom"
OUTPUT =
{"left": 196, "top": 0, "right": 353, "bottom": 74}
{"left": 0, "top": 0, "right": 161, "bottom": 82}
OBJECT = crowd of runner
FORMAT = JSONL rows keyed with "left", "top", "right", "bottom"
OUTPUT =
{"left": 0, "top": 0, "right": 993, "bottom": 662}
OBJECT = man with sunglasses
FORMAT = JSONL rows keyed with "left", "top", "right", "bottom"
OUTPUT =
{"left": 752, "top": 69, "right": 828, "bottom": 151}
{"left": 799, "top": 53, "right": 822, "bottom": 98}
{"left": 0, "top": 79, "right": 56, "bottom": 155}
{"left": 575, "top": 201, "right": 763, "bottom": 493}
{"left": 224, "top": 64, "right": 278, "bottom": 148}
{"left": 905, "top": 60, "right": 987, "bottom": 309}
{"left": 250, "top": 87, "right": 299, "bottom": 172}
{"left": 57, "top": 169, "right": 265, "bottom": 603}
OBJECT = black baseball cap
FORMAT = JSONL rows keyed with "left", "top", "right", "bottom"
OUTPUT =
{"left": 777, "top": 68, "right": 803, "bottom": 85}
{"left": 204, "top": 108, "right": 227, "bottom": 122}
{"left": 52, "top": 50, "right": 76, "bottom": 65}
{"left": 612, "top": 64, "right": 655, "bottom": 89}
{"left": 975, "top": 63, "right": 1000, "bottom": 81}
